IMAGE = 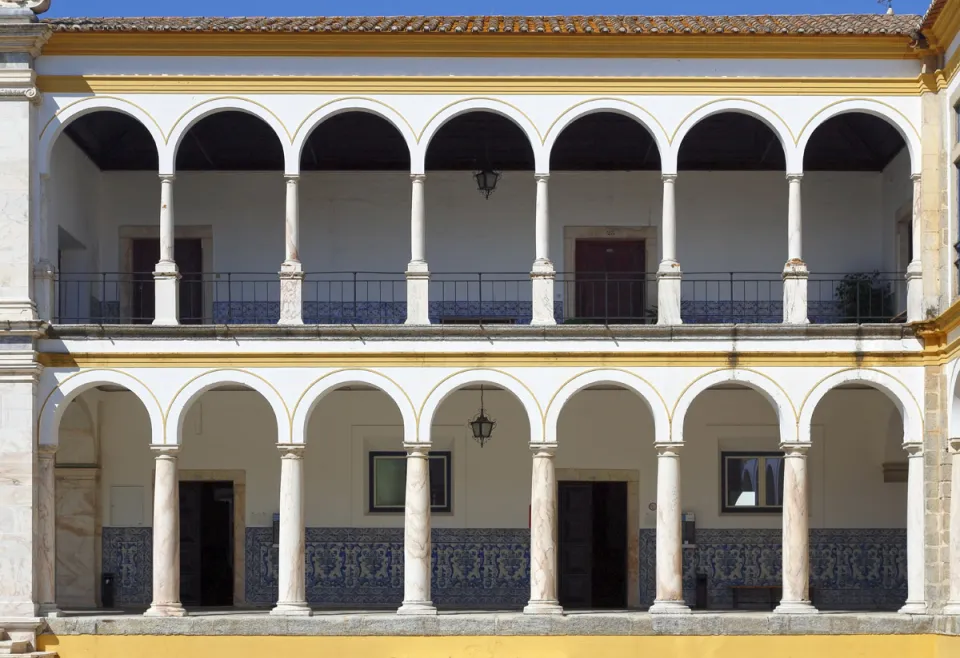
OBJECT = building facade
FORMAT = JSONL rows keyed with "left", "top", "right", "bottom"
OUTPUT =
{"left": 3, "top": 0, "right": 960, "bottom": 656}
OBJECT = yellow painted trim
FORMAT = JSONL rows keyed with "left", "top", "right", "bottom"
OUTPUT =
{"left": 671, "top": 366, "right": 798, "bottom": 419}
{"left": 36, "top": 633, "right": 956, "bottom": 658}
{"left": 290, "top": 367, "right": 419, "bottom": 423}
{"left": 419, "top": 96, "right": 542, "bottom": 142}
{"left": 167, "top": 96, "right": 293, "bottom": 143}
{"left": 35, "top": 350, "right": 928, "bottom": 369}
{"left": 542, "top": 97, "right": 669, "bottom": 145}
{"left": 291, "top": 96, "right": 418, "bottom": 145}
{"left": 796, "top": 97, "right": 922, "bottom": 143}
{"left": 42, "top": 32, "right": 921, "bottom": 60}
{"left": 797, "top": 366, "right": 923, "bottom": 430}
{"left": 670, "top": 97, "right": 795, "bottom": 144}
{"left": 38, "top": 95, "right": 165, "bottom": 141}
{"left": 928, "top": 0, "right": 960, "bottom": 54}
{"left": 37, "top": 74, "right": 928, "bottom": 97}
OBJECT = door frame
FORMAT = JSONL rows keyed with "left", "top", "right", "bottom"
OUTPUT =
{"left": 562, "top": 227, "right": 658, "bottom": 322}
{"left": 556, "top": 468, "right": 640, "bottom": 608}
{"left": 170, "top": 469, "right": 246, "bottom": 606}
{"left": 119, "top": 225, "right": 214, "bottom": 322}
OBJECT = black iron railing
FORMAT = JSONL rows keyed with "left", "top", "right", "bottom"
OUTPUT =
{"left": 53, "top": 270, "right": 908, "bottom": 325}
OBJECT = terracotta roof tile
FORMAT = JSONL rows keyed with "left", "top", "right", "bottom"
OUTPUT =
{"left": 43, "top": 14, "right": 922, "bottom": 37}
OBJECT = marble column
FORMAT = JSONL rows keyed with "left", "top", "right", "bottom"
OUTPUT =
{"left": 279, "top": 175, "right": 304, "bottom": 325}
{"left": 524, "top": 444, "right": 562, "bottom": 614}
{"left": 37, "top": 444, "right": 60, "bottom": 617}
{"left": 398, "top": 443, "right": 436, "bottom": 614}
{"left": 775, "top": 443, "right": 816, "bottom": 614}
{"left": 405, "top": 174, "right": 431, "bottom": 325}
{"left": 899, "top": 442, "right": 926, "bottom": 614}
{"left": 650, "top": 443, "right": 690, "bottom": 613}
{"left": 272, "top": 445, "right": 310, "bottom": 615}
{"left": 144, "top": 446, "right": 185, "bottom": 617}
{"left": 153, "top": 175, "right": 180, "bottom": 326}
{"left": 905, "top": 174, "right": 923, "bottom": 322}
{"left": 782, "top": 174, "right": 809, "bottom": 325}
{"left": 34, "top": 172, "right": 56, "bottom": 322}
{"left": 657, "top": 174, "right": 682, "bottom": 326}
{"left": 945, "top": 438, "right": 960, "bottom": 614}
{"left": 531, "top": 174, "right": 556, "bottom": 326}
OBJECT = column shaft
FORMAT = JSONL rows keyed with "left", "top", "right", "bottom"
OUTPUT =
{"left": 272, "top": 445, "right": 310, "bottom": 615}
{"left": 657, "top": 174, "right": 682, "bottom": 326}
{"left": 153, "top": 175, "right": 180, "bottom": 326}
{"left": 279, "top": 175, "right": 304, "bottom": 325}
{"left": 787, "top": 175, "right": 802, "bottom": 262}
{"left": 398, "top": 444, "right": 436, "bottom": 614}
{"left": 37, "top": 445, "right": 60, "bottom": 617}
{"left": 900, "top": 443, "right": 926, "bottom": 613}
{"left": 145, "top": 446, "right": 185, "bottom": 617}
{"left": 524, "top": 444, "right": 562, "bottom": 614}
{"left": 405, "top": 175, "right": 430, "bottom": 325}
{"left": 34, "top": 173, "right": 56, "bottom": 321}
{"left": 775, "top": 444, "right": 816, "bottom": 613}
{"left": 531, "top": 174, "right": 556, "bottom": 325}
{"left": 945, "top": 440, "right": 960, "bottom": 614}
{"left": 906, "top": 174, "right": 923, "bottom": 322}
{"left": 782, "top": 174, "right": 809, "bottom": 324}
{"left": 650, "top": 443, "right": 689, "bottom": 613}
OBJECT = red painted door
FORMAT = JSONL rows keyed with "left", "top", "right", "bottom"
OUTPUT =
{"left": 574, "top": 240, "right": 646, "bottom": 322}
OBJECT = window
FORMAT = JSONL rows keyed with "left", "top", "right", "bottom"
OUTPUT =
{"left": 368, "top": 451, "right": 452, "bottom": 513}
{"left": 721, "top": 451, "right": 784, "bottom": 514}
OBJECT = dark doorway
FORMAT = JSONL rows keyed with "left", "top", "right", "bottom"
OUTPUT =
{"left": 179, "top": 481, "right": 234, "bottom": 607}
{"left": 558, "top": 481, "right": 628, "bottom": 609}
{"left": 574, "top": 239, "right": 647, "bottom": 322}
{"left": 131, "top": 238, "right": 203, "bottom": 323}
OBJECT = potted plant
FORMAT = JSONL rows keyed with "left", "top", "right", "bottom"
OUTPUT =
{"left": 835, "top": 272, "right": 894, "bottom": 323}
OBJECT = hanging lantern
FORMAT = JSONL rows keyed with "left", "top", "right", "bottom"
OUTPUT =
{"left": 468, "top": 385, "right": 497, "bottom": 447}
{"left": 473, "top": 168, "right": 502, "bottom": 199}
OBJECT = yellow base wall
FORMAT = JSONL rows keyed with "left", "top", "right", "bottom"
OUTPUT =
{"left": 37, "top": 634, "right": 960, "bottom": 658}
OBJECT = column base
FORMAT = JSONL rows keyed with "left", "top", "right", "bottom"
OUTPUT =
{"left": 37, "top": 604, "right": 62, "bottom": 618}
{"left": 782, "top": 260, "right": 809, "bottom": 325}
{"left": 656, "top": 264, "right": 682, "bottom": 326}
{"left": 405, "top": 261, "right": 431, "bottom": 326}
{"left": 270, "top": 602, "right": 313, "bottom": 617}
{"left": 773, "top": 600, "right": 818, "bottom": 614}
{"left": 278, "top": 265, "right": 305, "bottom": 326}
{"left": 649, "top": 600, "right": 692, "bottom": 614}
{"left": 530, "top": 261, "right": 556, "bottom": 326}
{"left": 523, "top": 601, "right": 564, "bottom": 615}
{"left": 397, "top": 601, "right": 437, "bottom": 615}
{"left": 144, "top": 603, "right": 187, "bottom": 617}
{"left": 942, "top": 602, "right": 960, "bottom": 615}
{"left": 905, "top": 263, "right": 923, "bottom": 323}
{"left": 898, "top": 601, "right": 927, "bottom": 615}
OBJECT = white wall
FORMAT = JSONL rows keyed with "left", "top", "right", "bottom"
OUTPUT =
{"left": 50, "top": 138, "right": 101, "bottom": 272}
{"left": 88, "top": 385, "right": 905, "bottom": 532}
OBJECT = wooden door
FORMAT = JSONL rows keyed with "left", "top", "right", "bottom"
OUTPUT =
{"left": 558, "top": 482, "right": 593, "bottom": 608}
{"left": 179, "top": 481, "right": 203, "bottom": 607}
{"left": 574, "top": 240, "right": 646, "bottom": 322}
{"left": 131, "top": 238, "right": 203, "bottom": 323}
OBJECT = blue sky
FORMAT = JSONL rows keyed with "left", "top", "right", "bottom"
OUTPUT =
{"left": 46, "top": 1, "right": 932, "bottom": 18}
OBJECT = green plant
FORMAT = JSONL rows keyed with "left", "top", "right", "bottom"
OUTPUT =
{"left": 835, "top": 272, "right": 894, "bottom": 323}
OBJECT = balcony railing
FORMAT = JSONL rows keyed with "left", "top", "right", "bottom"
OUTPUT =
{"left": 53, "top": 271, "right": 907, "bottom": 326}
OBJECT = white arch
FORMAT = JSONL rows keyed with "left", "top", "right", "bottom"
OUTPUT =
{"left": 39, "top": 369, "right": 163, "bottom": 447}
{"left": 291, "top": 369, "right": 417, "bottom": 444}
{"left": 949, "top": 358, "right": 960, "bottom": 440}
{"left": 39, "top": 97, "right": 165, "bottom": 176}
{"left": 672, "top": 368, "right": 797, "bottom": 443}
{"left": 163, "top": 98, "right": 294, "bottom": 175}
{"left": 543, "top": 99, "right": 670, "bottom": 173}
{"left": 415, "top": 98, "right": 546, "bottom": 175}
{"left": 669, "top": 99, "right": 798, "bottom": 175}
{"left": 419, "top": 369, "right": 543, "bottom": 445}
{"left": 797, "top": 100, "right": 921, "bottom": 176}
{"left": 544, "top": 369, "right": 670, "bottom": 444}
{"left": 165, "top": 370, "right": 291, "bottom": 445}
{"left": 291, "top": 99, "right": 417, "bottom": 177}
{"left": 798, "top": 368, "right": 922, "bottom": 444}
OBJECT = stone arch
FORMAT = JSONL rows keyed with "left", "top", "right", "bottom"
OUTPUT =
{"left": 39, "top": 97, "right": 165, "bottom": 176}
{"left": 291, "top": 98, "right": 417, "bottom": 177}
{"left": 39, "top": 369, "right": 163, "bottom": 446}
{"left": 671, "top": 368, "right": 797, "bottom": 443}
{"left": 798, "top": 368, "right": 922, "bottom": 444}
{"left": 797, "top": 99, "right": 920, "bottom": 176}
{"left": 670, "top": 99, "right": 798, "bottom": 175}
{"left": 291, "top": 369, "right": 417, "bottom": 444}
{"left": 543, "top": 99, "right": 670, "bottom": 173}
{"left": 419, "top": 369, "right": 543, "bottom": 445}
{"left": 415, "top": 98, "right": 545, "bottom": 175}
{"left": 165, "top": 369, "right": 291, "bottom": 445}
{"left": 163, "top": 97, "right": 293, "bottom": 175}
{"left": 544, "top": 369, "right": 670, "bottom": 444}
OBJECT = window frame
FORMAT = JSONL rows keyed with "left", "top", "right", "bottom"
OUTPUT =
{"left": 720, "top": 450, "right": 785, "bottom": 515}
{"left": 368, "top": 450, "right": 452, "bottom": 514}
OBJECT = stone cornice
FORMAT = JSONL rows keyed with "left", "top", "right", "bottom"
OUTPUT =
{"left": 0, "top": 18, "right": 50, "bottom": 56}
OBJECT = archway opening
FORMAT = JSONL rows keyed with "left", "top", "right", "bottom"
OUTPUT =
{"left": 425, "top": 111, "right": 536, "bottom": 323}
{"left": 51, "top": 110, "right": 159, "bottom": 324}
{"left": 802, "top": 113, "right": 911, "bottom": 323}
{"left": 550, "top": 113, "right": 662, "bottom": 324}
{"left": 554, "top": 382, "right": 655, "bottom": 609}
{"left": 807, "top": 383, "right": 906, "bottom": 610}
{"left": 677, "top": 112, "right": 787, "bottom": 323}
{"left": 298, "top": 112, "right": 413, "bottom": 323}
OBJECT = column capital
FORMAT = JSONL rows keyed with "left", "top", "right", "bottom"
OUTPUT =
{"left": 780, "top": 442, "right": 810, "bottom": 456}
{"left": 284, "top": 174, "right": 300, "bottom": 183}
{"left": 403, "top": 442, "right": 432, "bottom": 456}
{"left": 786, "top": 173, "right": 803, "bottom": 183}
{"left": 150, "top": 444, "right": 180, "bottom": 458}
{"left": 277, "top": 444, "right": 306, "bottom": 459}
{"left": 38, "top": 443, "right": 58, "bottom": 457}
{"left": 529, "top": 442, "right": 557, "bottom": 457}
{"left": 654, "top": 442, "right": 683, "bottom": 456}
{"left": 950, "top": 437, "right": 960, "bottom": 453}
{"left": 903, "top": 442, "right": 923, "bottom": 456}
{"left": 910, "top": 173, "right": 921, "bottom": 182}
{"left": 661, "top": 173, "right": 678, "bottom": 183}
{"left": 535, "top": 173, "right": 550, "bottom": 182}
{"left": 159, "top": 174, "right": 176, "bottom": 183}
{"left": 410, "top": 173, "right": 426, "bottom": 183}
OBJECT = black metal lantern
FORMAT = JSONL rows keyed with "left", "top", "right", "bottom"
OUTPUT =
{"left": 468, "top": 385, "right": 497, "bottom": 447}
{"left": 473, "top": 168, "right": 502, "bottom": 199}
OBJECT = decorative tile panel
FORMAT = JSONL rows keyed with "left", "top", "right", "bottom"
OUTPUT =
{"left": 639, "top": 528, "right": 907, "bottom": 610}
{"left": 101, "top": 527, "right": 152, "bottom": 606}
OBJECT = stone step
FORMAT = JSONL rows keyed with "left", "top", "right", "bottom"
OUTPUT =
{"left": 0, "top": 641, "right": 30, "bottom": 655}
